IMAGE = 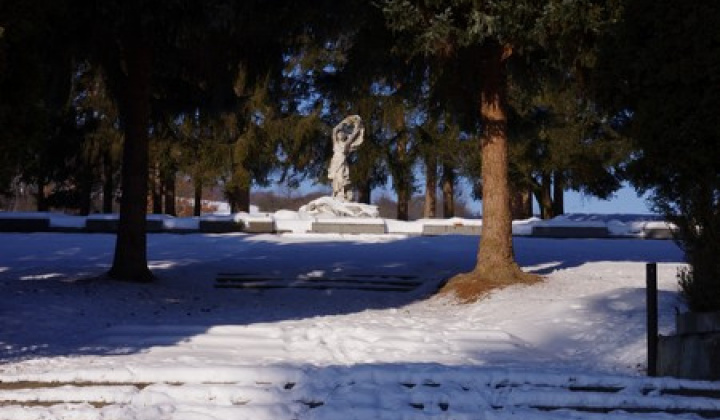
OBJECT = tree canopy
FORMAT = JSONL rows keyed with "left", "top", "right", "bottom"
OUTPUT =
{"left": 596, "top": 0, "right": 720, "bottom": 311}
{"left": 8, "top": 0, "right": 715, "bottom": 308}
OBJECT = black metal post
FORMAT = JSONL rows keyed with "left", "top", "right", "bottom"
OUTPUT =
{"left": 646, "top": 262, "right": 658, "bottom": 376}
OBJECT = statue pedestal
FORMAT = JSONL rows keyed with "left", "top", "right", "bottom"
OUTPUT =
{"left": 299, "top": 196, "right": 379, "bottom": 219}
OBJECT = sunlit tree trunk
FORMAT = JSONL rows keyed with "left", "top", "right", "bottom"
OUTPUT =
{"left": 440, "top": 43, "right": 538, "bottom": 301}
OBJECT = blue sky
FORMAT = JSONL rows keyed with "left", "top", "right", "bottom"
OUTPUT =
{"left": 289, "top": 180, "right": 655, "bottom": 216}
{"left": 562, "top": 183, "right": 652, "bottom": 214}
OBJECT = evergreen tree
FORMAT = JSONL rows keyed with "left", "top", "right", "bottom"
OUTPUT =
{"left": 380, "top": 0, "right": 621, "bottom": 300}
{"left": 596, "top": 0, "right": 720, "bottom": 311}
{"left": 417, "top": 111, "right": 468, "bottom": 219}
{"left": 0, "top": 0, "right": 75, "bottom": 203}
{"left": 74, "top": 64, "right": 123, "bottom": 214}
{"left": 69, "top": 0, "right": 306, "bottom": 281}
{"left": 297, "top": 0, "right": 429, "bottom": 214}
{"left": 508, "top": 74, "right": 627, "bottom": 219}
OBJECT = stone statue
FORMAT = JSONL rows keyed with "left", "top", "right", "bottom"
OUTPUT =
{"left": 299, "top": 114, "right": 379, "bottom": 218}
{"left": 328, "top": 115, "right": 364, "bottom": 202}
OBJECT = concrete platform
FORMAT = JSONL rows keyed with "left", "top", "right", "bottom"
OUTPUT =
{"left": 311, "top": 220, "right": 386, "bottom": 234}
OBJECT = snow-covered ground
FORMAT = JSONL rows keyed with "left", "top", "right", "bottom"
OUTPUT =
{"left": 1, "top": 213, "right": 718, "bottom": 419}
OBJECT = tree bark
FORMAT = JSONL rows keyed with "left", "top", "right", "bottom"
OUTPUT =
{"left": 357, "top": 179, "right": 372, "bottom": 205}
{"left": 108, "top": 30, "right": 153, "bottom": 282}
{"left": 102, "top": 150, "right": 114, "bottom": 213}
{"left": 394, "top": 134, "right": 411, "bottom": 221}
{"left": 79, "top": 166, "right": 93, "bottom": 216}
{"left": 441, "top": 162, "right": 455, "bottom": 218}
{"left": 552, "top": 171, "right": 565, "bottom": 216}
{"left": 536, "top": 172, "right": 554, "bottom": 219}
{"left": 423, "top": 157, "right": 437, "bottom": 218}
{"left": 227, "top": 185, "right": 250, "bottom": 213}
{"left": 440, "top": 43, "right": 538, "bottom": 301}
{"left": 35, "top": 182, "right": 49, "bottom": 212}
{"left": 163, "top": 170, "right": 176, "bottom": 216}
{"left": 396, "top": 184, "right": 410, "bottom": 221}
{"left": 193, "top": 177, "right": 203, "bottom": 217}
{"left": 510, "top": 187, "right": 533, "bottom": 220}
{"left": 151, "top": 162, "right": 163, "bottom": 214}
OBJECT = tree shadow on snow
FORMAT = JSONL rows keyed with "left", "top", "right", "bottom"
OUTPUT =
{"left": 0, "top": 232, "right": 685, "bottom": 363}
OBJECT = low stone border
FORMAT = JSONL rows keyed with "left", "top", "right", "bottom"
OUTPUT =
{"left": 242, "top": 219, "right": 275, "bottom": 234}
{"left": 422, "top": 224, "right": 481, "bottom": 236}
{"left": 86, "top": 219, "right": 165, "bottom": 233}
{"left": 0, "top": 217, "right": 50, "bottom": 232}
{"left": 531, "top": 225, "right": 610, "bottom": 238}
{"left": 312, "top": 220, "right": 386, "bottom": 234}
{"left": 0, "top": 213, "right": 676, "bottom": 239}
{"left": 198, "top": 219, "right": 244, "bottom": 233}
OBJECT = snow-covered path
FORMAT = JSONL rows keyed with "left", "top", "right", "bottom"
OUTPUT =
{"left": 2, "top": 230, "right": 718, "bottom": 419}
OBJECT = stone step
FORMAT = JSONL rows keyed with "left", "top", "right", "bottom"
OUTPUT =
{"left": 215, "top": 272, "right": 422, "bottom": 292}
{"left": 2, "top": 377, "right": 720, "bottom": 419}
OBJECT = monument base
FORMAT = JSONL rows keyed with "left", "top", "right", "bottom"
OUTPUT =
{"left": 299, "top": 196, "right": 379, "bottom": 218}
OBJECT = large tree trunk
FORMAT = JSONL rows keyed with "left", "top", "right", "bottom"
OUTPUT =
{"left": 423, "top": 156, "right": 437, "bottom": 218}
{"left": 108, "top": 32, "right": 153, "bottom": 282}
{"left": 440, "top": 43, "right": 538, "bottom": 301}
{"left": 441, "top": 162, "right": 455, "bottom": 218}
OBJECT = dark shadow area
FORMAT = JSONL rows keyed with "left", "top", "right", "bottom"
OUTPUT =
{"left": 515, "top": 287, "right": 683, "bottom": 374}
{"left": 513, "top": 236, "right": 685, "bottom": 275}
{"left": 0, "top": 232, "right": 685, "bottom": 364}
